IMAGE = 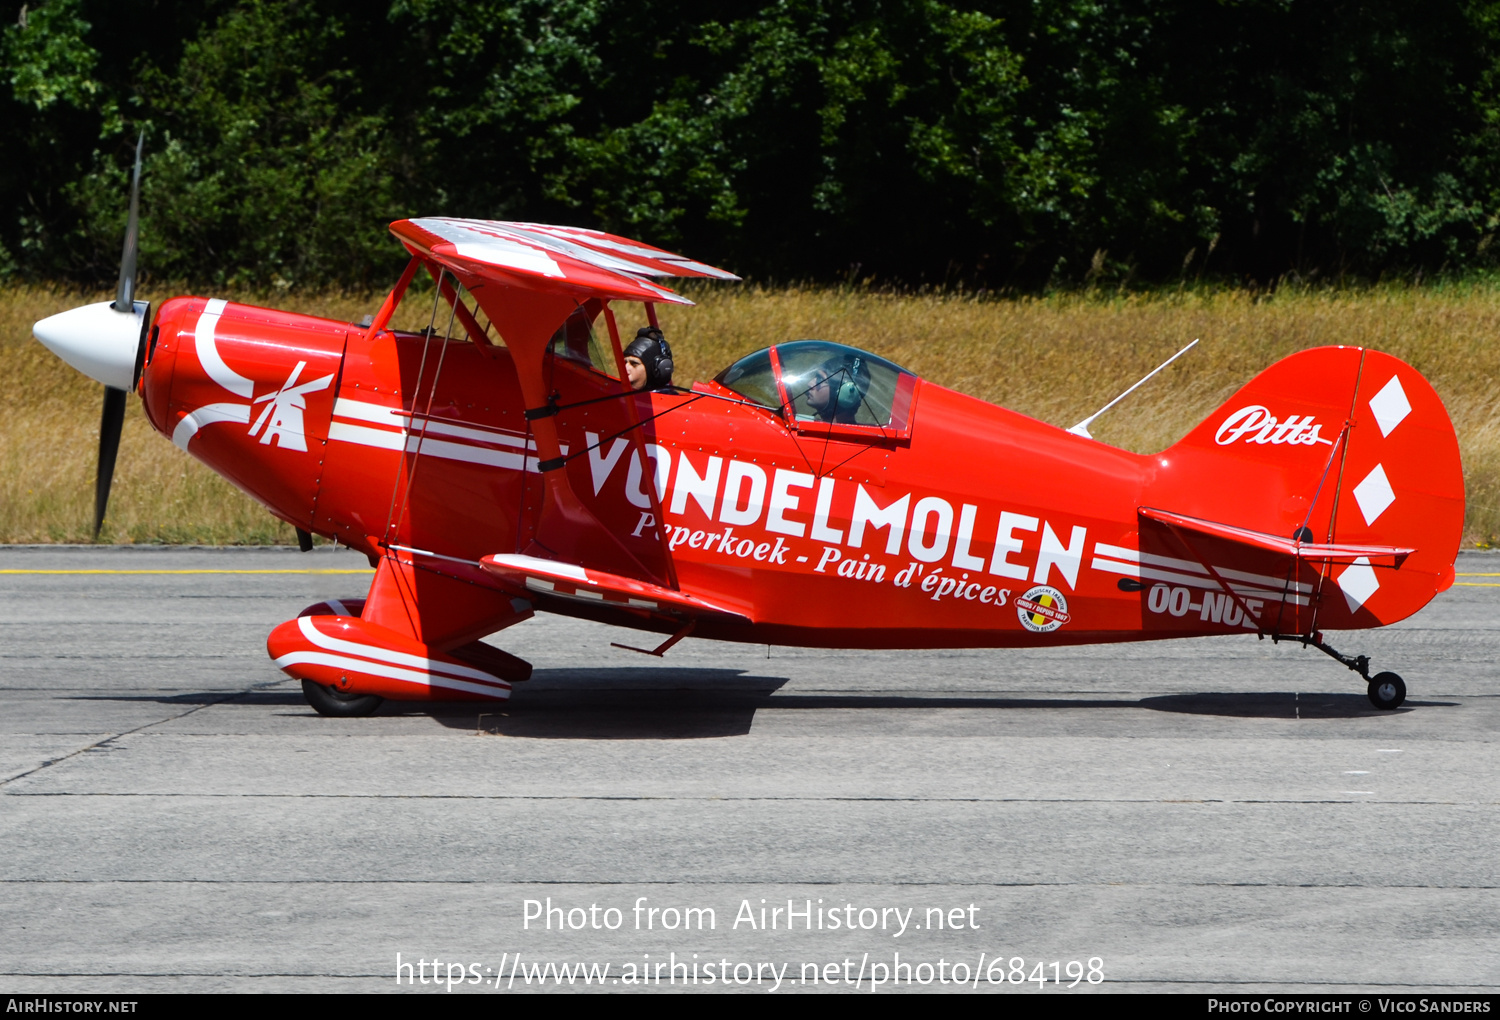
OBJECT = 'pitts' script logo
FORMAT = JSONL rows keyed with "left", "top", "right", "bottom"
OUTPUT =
{"left": 1214, "top": 405, "right": 1334, "bottom": 447}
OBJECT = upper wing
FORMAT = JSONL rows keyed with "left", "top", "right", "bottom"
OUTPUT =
{"left": 390, "top": 218, "right": 740, "bottom": 305}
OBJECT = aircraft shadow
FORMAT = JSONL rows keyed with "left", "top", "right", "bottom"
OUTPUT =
{"left": 65, "top": 677, "right": 1457, "bottom": 735}
{"left": 424, "top": 684, "right": 1459, "bottom": 734}
{"left": 433, "top": 667, "right": 788, "bottom": 739}
{"left": 1138, "top": 692, "right": 1457, "bottom": 718}
{"left": 66, "top": 690, "right": 308, "bottom": 706}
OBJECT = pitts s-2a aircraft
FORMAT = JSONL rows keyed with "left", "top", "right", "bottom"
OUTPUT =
{"left": 34, "top": 150, "right": 1464, "bottom": 716}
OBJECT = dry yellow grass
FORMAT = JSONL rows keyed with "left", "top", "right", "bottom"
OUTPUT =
{"left": 5, "top": 282, "right": 1497, "bottom": 545}
{"left": 1, "top": 286, "right": 377, "bottom": 545}
{"left": 665, "top": 284, "right": 1500, "bottom": 546}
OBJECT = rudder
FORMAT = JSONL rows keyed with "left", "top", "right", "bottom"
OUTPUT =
{"left": 1149, "top": 346, "right": 1462, "bottom": 630}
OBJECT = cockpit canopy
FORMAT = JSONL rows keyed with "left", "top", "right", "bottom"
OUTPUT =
{"left": 713, "top": 340, "right": 919, "bottom": 437}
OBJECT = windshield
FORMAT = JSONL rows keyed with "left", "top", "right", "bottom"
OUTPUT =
{"left": 547, "top": 300, "right": 617, "bottom": 378}
{"left": 715, "top": 340, "right": 914, "bottom": 429}
{"left": 713, "top": 347, "right": 781, "bottom": 407}
{"left": 777, "top": 341, "right": 909, "bottom": 427}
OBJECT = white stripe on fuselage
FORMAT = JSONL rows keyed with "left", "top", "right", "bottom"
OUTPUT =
{"left": 336, "top": 398, "right": 536, "bottom": 448}
{"left": 194, "top": 298, "right": 254, "bottom": 398}
{"left": 329, "top": 399, "right": 556, "bottom": 470}
{"left": 173, "top": 401, "right": 251, "bottom": 450}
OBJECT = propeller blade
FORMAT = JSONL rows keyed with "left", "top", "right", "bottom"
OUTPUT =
{"left": 95, "top": 385, "right": 127, "bottom": 538}
{"left": 113, "top": 131, "right": 144, "bottom": 313}
{"left": 97, "top": 133, "right": 143, "bottom": 536}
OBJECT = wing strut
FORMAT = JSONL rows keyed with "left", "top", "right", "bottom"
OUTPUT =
{"left": 1147, "top": 515, "right": 1274, "bottom": 638}
{"left": 382, "top": 266, "right": 459, "bottom": 545}
{"left": 533, "top": 392, "right": 708, "bottom": 472}
{"left": 1141, "top": 505, "right": 1406, "bottom": 695}
{"left": 611, "top": 620, "right": 696, "bottom": 657}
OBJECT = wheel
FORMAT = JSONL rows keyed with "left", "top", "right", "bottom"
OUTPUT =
{"left": 1367, "top": 672, "right": 1406, "bottom": 711}
{"left": 301, "top": 679, "right": 383, "bottom": 717}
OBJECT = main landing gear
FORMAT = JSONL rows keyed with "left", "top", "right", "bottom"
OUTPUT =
{"left": 1278, "top": 632, "right": 1406, "bottom": 710}
{"left": 301, "top": 680, "right": 384, "bottom": 718}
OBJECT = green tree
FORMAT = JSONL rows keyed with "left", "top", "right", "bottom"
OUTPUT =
{"left": 3, "top": 0, "right": 1500, "bottom": 288}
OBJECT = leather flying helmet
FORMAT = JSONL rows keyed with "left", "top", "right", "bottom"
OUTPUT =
{"left": 625, "top": 327, "right": 674, "bottom": 388}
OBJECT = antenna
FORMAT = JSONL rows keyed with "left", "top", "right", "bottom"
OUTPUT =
{"left": 1068, "top": 338, "right": 1199, "bottom": 440}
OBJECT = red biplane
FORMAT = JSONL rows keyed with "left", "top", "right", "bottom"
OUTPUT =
{"left": 34, "top": 148, "right": 1464, "bottom": 715}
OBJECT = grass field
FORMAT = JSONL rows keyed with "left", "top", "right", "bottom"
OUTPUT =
{"left": 4, "top": 282, "right": 1497, "bottom": 545}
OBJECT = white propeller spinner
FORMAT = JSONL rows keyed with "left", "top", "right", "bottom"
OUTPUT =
{"left": 33, "top": 300, "right": 147, "bottom": 391}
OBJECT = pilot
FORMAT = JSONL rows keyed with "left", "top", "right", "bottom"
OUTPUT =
{"left": 623, "top": 326, "right": 674, "bottom": 391}
{"left": 805, "top": 354, "right": 869, "bottom": 423}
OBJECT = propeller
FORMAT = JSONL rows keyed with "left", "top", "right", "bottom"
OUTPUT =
{"left": 31, "top": 132, "right": 149, "bottom": 539}
{"left": 95, "top": 385, "right": 127, "bottom": 538}
{"left": 94, "top": 132, "right": 145, "bottom": 538}
{"left": 115, "top": 132, "right": 143, "bottom": 314}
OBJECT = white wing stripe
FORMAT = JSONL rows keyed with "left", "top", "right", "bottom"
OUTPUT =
{"left": 1091, "top": 557, "right": 1310, "bottom": 605}
{"left": 1094, "top": 543, "right": 1312, "bottom": 593}
{"left": 512, "top": 222, "right": 740, "bottom": 279}
{"left": 496, "top": 224, "right": 672, "bottom": 278}
{"left": 413, "top": 218, "right": 563, "bottom": 278}
{"left": 486, "top": 554, "right": 590, "bottom": 581}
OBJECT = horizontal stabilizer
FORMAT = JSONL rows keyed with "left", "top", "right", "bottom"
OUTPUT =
{"left": 1139, "top": 507, "right": 1414, "bottom": 567}
{"left": 480, "top": 553, "right": 750, "bottom": 621}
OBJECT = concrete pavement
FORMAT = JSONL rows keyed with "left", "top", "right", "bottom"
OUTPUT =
{"left": 1, "top": 545, "right": 1495, "bottom": 993}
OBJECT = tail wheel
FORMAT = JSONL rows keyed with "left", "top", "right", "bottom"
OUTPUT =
{"left": 1367, "top": 672, "right": 1406, "bottom": 711}
{"left": 302, "top": 679, "right": 383, "bottom": 717}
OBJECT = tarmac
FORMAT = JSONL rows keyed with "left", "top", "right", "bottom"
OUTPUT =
{"left": 1, "top": 544, "right": 1496, "bottom": 994}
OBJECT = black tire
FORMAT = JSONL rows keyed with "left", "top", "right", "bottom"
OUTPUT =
{"left": 301, "top": 679, "right": 383, "bottom": 717}
{"left": 1367, "top": 672, "right": 1406, "bottom": 711}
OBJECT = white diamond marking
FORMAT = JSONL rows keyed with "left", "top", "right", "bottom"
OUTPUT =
{"left": 1337, "top": 556, "right": 1380, "bottom": 612}
{"left": 1368, "top": 375, "right": 1412, "bottom": 437}
{"left": 1352, "top": 463, "right": 1395, "bottom": 525}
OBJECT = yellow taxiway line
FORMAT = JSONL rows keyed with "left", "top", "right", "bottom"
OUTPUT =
{"left": 0, "top": 569, "right": 374, "bottom": 575}
{"left": 1, "top": 569, "right": 1493, "bottom": 583}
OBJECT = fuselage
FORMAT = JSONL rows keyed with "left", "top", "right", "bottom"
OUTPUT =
{"left": 141, "top": 294, "right": 1455, "bottom": 650}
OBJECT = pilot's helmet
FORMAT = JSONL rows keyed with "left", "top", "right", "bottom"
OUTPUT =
{"left": 624, "top": 327, "right": 674, "bottom": 388}
{"left": 814, "top": 354, "right": 870, "bottom": 420}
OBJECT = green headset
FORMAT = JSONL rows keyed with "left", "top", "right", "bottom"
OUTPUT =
{"left": 833, "top": 357, "right": 866, "bottom": 417}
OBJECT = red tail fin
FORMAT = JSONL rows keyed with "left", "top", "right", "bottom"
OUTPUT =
{"left": 1147, "top": 346, "right": 1463, "bottom": 631}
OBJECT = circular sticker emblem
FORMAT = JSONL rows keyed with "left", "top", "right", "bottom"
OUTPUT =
{"left": 1017, "top": 585, "right": 1070, "bottom": 633}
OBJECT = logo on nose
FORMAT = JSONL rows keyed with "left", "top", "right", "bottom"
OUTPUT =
{"left": 173, "top": 299, "right": 334, "bottom": 452}
{"left": 248, "top": 361, "right": 335, "bottom": 452}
